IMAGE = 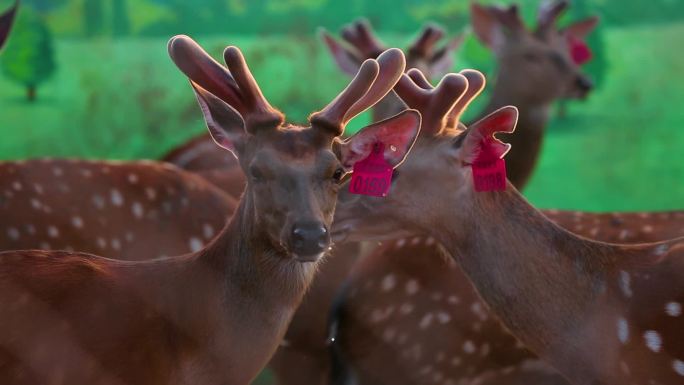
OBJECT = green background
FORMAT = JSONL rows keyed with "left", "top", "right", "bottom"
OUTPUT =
{"left": 1, "top": 0, "right": 682, "bottom": 213}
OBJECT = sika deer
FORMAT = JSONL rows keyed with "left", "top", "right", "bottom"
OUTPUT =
{"left": 0, "top": 37, "right": 420, "bottom": 384}
{"left": 332, "top": 70, "right": 684, "bottom": 385}
{"left": 0, "top": 0, "right": 18, "bottom": 50}
{"left": 0, "top": 159, "right": 238, "bottom": 260}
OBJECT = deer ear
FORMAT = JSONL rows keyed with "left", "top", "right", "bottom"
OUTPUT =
{"left": 563, "top": 16, "right": 599, "bottom": 40}
{"left": 470, "top": 3, "right": 507, "bottom": 52}
{"left": 429, "top": 34, "right": 465, "bottom": 78}
{"left": 457, "top": 106, "right": 517, "bottom": 164}
{"left": 336, "top": 110, "right": 421, "bottom": 170}
{"left": 320, "top": 28, "right": 363, "bottom": 77}
{"left": 191, "top": 82, "right": 246, "bottom": 158}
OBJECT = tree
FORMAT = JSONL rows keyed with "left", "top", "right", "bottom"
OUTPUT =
{"left": 1, "top": 7, "right": 56, "bottom": 102}
{"left": 112, "top": 0, "right": 131, "bottom": 36}
{"left": 83, "top": 0, "right": 104, "bottom": 36}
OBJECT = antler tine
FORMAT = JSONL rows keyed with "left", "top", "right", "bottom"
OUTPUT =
{"left": 408, "top": 23, "right": 445, "bottom": 57}
{"left": 394, "top": 69, "right": 469, "bottom": 135}
{"left": 168, "top": 35, "right": 246, "bottom": 114}
{"left": 311, "top": 48, "right": 406, "bottom": 136}
{"left": 536, "top": 0, "right": 570, "bottom": 35}
{"left": 223, "top": 46, "right": 284, "bottom": 131}
{"left": 0, "top": 0, "right": 19, "bottom": 50}
{"left": 341, "top": 19, "right": 386, "bottom": 58}
{"left": 446, "top": 69, "right": 486, "bottom": 128}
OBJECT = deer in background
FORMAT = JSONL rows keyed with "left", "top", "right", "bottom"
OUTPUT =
{"left": 0, "top": 0, "right": 18, "bottom": 50}
{"left": 0, "top": 159, "right": 239, "bottom": 260}
{"left": 331, "top": 68, "right": 684, "bottom": 385}
{"left": 0, "top": 37, "right": 421, "bottom": 384}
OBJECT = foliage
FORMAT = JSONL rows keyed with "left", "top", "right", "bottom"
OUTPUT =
{"left": 0, "top": 6, "right": 56, "bottom": 101}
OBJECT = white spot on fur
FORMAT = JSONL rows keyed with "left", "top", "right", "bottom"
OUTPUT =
{"left": 642, "top": 225, "right": 653, "bottom": 233}
{"left": 665, "top": 302, "right": 682, "bottom": 317}
{"left": 128, "top": 174, "right": 139, "bottom": 184}
{"left": 111, "top": 238, "right": 122, "bottom": 251}
{"left": 410, "top": 237, "right": 421, "bottom": 245}
{"left": 125, "top": 232, "right": 135, "bottom": 242}
{"left": 202, "top": 224, "right": 215, "bottom": 239}
{"left": 436, "top": 311, "right": 451, "bottom": 324}
{"left": 81, "top": 169, "right": 92, "bottom": 178}
{"left": 71, "top": 216, "right": 83, "bottom": 228}
{"left": 463, "top": 340, "right": 476, "bottom": 354}
{"left": 92, "top": 195, "right": 105, "bottom": 209}
{"left": 382, "top": 328, "right": 396, "bottom": 343}
{"left": 619, "top": 271, "right": 632, "bottom": 298}
{"left": 620, "top": 361, "right": 630, "bottom": 375}
{"left": 30, "top": 199, "right": 42, "bottom": 210}
{"left": 6, "top": 227, "right": 20, "bottom": 240}
{"left": 110, "top": 189, "right": 124, "bottom": 206}
{"left": 399, "top": 303, "right": 414, "bottom": 315}
{"left": 53, "top": 167, "right": 64, "bottom": 177}
{"left": 145, "top": 187, "right": 157, "bottom": 201}
{"left": 450, "top": 356, "right": 462, "bottom": 366}
{"left": 405, "top": 279, "right": 419, "bottom": 295}
{"left": 12, "top": 181, "right": 22, "bottom": 191}
{"left": 673, "top": 360, "right": 684, "bottom": 376}
{"left": 470, "top": 302, "right": 488, "bottom": 321}
{"left": 430, "top": 292, "right": 443, "bottom": 301}
{"left": 447, "top": 295, "right": 460, "bottom": 305}
{"left": 381, "top": 274, "right": 396, "bottom": 292}
{"left": 426, "top": 237, "right": 435, "bottom": 245}
{"left": 396, "top": 238, "right": 406, "bottom": 248}
{"left": 654, "top": 244, "right": 669, "bottom": 256}
{"left": 419, "top": 313, "right": 434, "bottom": 329}
{"left": 619, "top": 229, "right": 629, "bottom": 240}
{"left": 644, "top": 330, "right": 662, "bottom": 352}
{"left": 96, "top": 237, "right": 107, "bottom": 249}
{"left": 132, "top": 202, "right": 144, "bottom": 219}
{"left": 33, "top": 183, "right": 44, "bottom": 194}
{"left": 47, "top": 226, "right": 59, "bottom": 238}
{"left": 189, "top": 237, "right": 203, "bottom": 252}
{"left": 617, "top": 318, "right": 629, "bottom": 344}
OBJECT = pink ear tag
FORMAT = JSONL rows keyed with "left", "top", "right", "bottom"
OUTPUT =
{"left": 568, "top": 35, "right": 592, "bottom": 65}
{"left": 471, "top": 137, "right": 507, "bottom": 192}
{"left": 349, "top": 143, "right": 393, "bottom": 197}
{"left": 472, "top": 159, "right": 506, "bottom": 192}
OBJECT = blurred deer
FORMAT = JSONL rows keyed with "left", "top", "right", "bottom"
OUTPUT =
{"left": 0, "top": 0, "right": 18, "bottom": 50}
{"left": 331, "top": 68, "right": 684, "bottom": 385}
{"left": 0, "top": 37, "right": 421, "bottom": 384}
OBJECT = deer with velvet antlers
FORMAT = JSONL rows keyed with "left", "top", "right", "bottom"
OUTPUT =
{"left": 0, "top": 36, "right": 421, "bottom": 384}
{"left": 331, "top": 67, "right": 684, "bottom": 385}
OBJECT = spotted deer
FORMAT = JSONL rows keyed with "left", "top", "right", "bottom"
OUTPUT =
{"left": 0, "top": 159, "right": 241, "bottom": 259}
{"left": 0, "top": 37, "right": 421, "bottom": 384}
{"left": 0, "top": 0, "right": 18, "bottom": 50}
{"left": 331, "top": 69, "right": 684, "bottom": 385}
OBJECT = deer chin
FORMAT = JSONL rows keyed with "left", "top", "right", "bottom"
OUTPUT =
{"left": 292, "top": 252, "right": 327, "bottom": 263}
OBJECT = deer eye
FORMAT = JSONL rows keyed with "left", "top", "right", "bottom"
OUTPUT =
{"left": 332, "top": 168, "right": 345, "bottom": 182}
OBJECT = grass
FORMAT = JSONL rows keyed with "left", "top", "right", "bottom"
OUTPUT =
{"left": 1, "top": 24, "right": 683, "bottom": 214}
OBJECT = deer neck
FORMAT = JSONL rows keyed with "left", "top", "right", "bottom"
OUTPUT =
{"left": 432, "top": 185, "right": 620, "bottom": 382}
{"left": 478, "top": 69, "right": 553, "bottom": 189}
{"left": 141, "top": 191, "right": 319, "bottom": 381}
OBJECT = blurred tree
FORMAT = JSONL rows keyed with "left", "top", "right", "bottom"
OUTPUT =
{"left": 1, "top": 6, "right": 56, "bottom": 101}
{"left": 24, "top": 0, "right": 68, "bottom": 13}
{"left": 83, "top": 0, "right": 104, "bottom": 36}
{"left": 112, "top": 0, "right": 130, "bottom": 36}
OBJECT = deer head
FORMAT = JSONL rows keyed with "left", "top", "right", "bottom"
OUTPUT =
{"left": 471, "top": 0, "right": 598, "bottom": 102}
{"left": 168, "top": 36, "right": 420, "bottom": 261}
{"left": 0, "top": 0, "right": 18, "bottom": 50}
{"left": 321, "top": 19, "right": 463, "bottom": 81}
{"left": 333, "top": 69, "right": 514, "bottom": 241}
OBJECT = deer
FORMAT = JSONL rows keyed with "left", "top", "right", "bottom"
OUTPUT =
{"left": 0, "top": 36, "right": 422, "bottom": 384}
{"left": 331, "top": 68, "right": 684, "bottom": 385}
{"left": 0, "top": 159, "right": 240, "bottom": 260}
{"left": 0, "top": 0, "right": 18, "bottom": 50}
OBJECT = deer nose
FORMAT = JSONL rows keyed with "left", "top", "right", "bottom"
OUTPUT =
{"left": 575, "top": 76, "right": 593, "bottom": 93}
{"left": 290, "top": 222, "right": 330, "bottom": 261}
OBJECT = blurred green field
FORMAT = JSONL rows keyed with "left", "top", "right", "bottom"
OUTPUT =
{"left": 1, "top": 23, "right": 683, "bottom": 212}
